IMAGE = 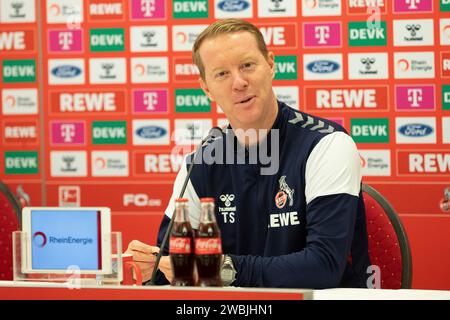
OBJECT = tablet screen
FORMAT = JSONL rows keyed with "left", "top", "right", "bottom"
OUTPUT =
{"left": 30, "top": 209, "right": 102, "bottom": 271}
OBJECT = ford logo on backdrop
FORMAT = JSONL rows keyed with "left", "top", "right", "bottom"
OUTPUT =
{"left": 136, "top": 126, "right": 167, "bottom": 139}
{"left": 51, "top": 65, "right": 82, "bottom": 78}
{"left": 218, "top": 0, "right": 249, "bottom": 12}
{"left": 399, "top": 124, "right": 433, "bottom": 137}
{"left": 307, "top": 61, "right": 340, "bottom": 74}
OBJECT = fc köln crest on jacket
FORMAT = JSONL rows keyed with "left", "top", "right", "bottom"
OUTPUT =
{"left": 275, "top": 175, "right": 294, "bottom": 209}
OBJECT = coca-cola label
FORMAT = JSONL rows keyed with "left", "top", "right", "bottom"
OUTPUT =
{"left": 169, "top": 237, "right": 192, "bottom": 254}
{"left": 195, "top": 238, "right": 222, "bottom": 255}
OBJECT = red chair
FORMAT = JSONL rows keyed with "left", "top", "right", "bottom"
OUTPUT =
{"left": 0, "top": 182, "right": 22, "bottom": 280}
{"left": 362, "top": 184, "right": 412, "bottom": 289}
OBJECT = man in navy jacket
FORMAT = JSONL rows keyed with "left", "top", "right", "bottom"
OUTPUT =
{"left": 126, "top": 19, "right": 371, "bottom": 288}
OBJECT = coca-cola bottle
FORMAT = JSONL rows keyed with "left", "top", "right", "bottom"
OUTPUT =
{"left": 169, "top": 198, "right": 195, "bottom": 286}
{"left": 195, "top": 198, "right": 223, "bottom": 287}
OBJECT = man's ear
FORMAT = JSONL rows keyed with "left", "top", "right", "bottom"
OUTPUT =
{"left": 267, "top": 51, "right": 275, "bottom": 79}
{"left": 200, "top": 77, "right": 215, "bottom": 102}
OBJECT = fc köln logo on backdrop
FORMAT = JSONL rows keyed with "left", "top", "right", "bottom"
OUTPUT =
{"left": 275, "top": 176, "right": 294, "bottom": 209}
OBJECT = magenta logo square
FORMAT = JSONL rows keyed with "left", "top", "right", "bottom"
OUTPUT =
{"left": 131, "top": 0, "right": 165, "bottom": 19}
{"left": 393, "top": 0, "right": 432, "bottom": 13}
{"left": 396, "top": 85, "right": 435, "bottom": 110}
{"left": 48, "top": 30, "right": 83, "bottom": 52}
{"left": 51, "top": 121, "right": 85, "bottom": 144}
{"left": 133, "top": 89, "right": 168, "bottom": 113}
{"left": 304, "top": 23, "right": 341, "bottom": 47}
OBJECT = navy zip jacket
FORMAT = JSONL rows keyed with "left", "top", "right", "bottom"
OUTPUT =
{"left": 156, "top": 101, "right": 371, "bottom": 288}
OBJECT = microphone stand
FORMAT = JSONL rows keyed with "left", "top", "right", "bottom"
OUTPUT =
{"left": 147, "top": 127, "right": 223, "bottom": 285}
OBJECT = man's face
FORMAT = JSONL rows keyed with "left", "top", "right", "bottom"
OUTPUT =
{"left": 198, "top": 31, "right": 277, "bottom": 131}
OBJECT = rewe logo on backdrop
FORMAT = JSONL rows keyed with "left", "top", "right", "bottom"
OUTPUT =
{"left": 258, "top": 23, "right": 297, "bottom": 49}
{"left": 304, "top": 86, "right": 389, "bottom": 111}
{"left": 3, "top": 120, "right": 38, "bottom": 144}
{"left": 88, "top": 0, "right": 124, "bottom": 21}
{"left": 51, "top": 90, "right": 126, "bottom": 114}
{"left": 398, "top": 151, "right": 450, "bottom": 175}
{"left": 347, "top": 0, "right": 386, "bottom": 14}
{"left": 0, "top": 30, "right": 35, "bottom": 52}
{"left": 174, "top": 57, "right": 200, "bottom": 82}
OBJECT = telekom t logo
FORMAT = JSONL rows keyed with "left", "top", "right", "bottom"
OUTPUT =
{"left": 143, "top": 92, "right": 158, "bottom": 110}
{"left": 407, "top": 89, "right": 423, "bottom": 107}
{"left": 406, "top": 0, "right": 421, "bottom": 9}
{"left": 61, "top": 124, "right": 76, "bottom": 142}
{"left": 315, "top": 26, "right": 330, "bottom": 44}
{"left": 141, "top": 0, "right": 156, "bottom": 17}
{"left": 58, "top": 32, "right": 73, "bottom": 50}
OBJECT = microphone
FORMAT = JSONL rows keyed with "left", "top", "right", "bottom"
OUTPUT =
{"left": 147, "top": 126, "right": 224, "bottom": 285}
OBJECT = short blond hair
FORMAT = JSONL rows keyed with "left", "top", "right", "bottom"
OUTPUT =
{"left": 192, "top": 19, "right": 269, "bottom": 80}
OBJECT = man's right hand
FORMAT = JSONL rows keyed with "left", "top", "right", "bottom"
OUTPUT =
{"left": 125, "top": 240, "right": 160, "bottom": 282}
{"left": 125, "top": 240, "right": 174, "bottom": 283}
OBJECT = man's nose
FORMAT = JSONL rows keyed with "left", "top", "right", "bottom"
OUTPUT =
{"left": 231, "top": 72, "right": 248, "bottom": 91}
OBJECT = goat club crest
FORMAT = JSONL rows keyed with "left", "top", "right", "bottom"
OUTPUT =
{"left": 275, "top": 176, "right": 294, "bottom": 209}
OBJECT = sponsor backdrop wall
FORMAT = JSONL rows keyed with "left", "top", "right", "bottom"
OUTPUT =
{"left": 1, "top": 0, "right": 449, "bottom": 289}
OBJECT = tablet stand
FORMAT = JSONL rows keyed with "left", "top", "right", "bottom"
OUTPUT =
{"left": 12, "top": 231, "right": 123, "bottom": 286}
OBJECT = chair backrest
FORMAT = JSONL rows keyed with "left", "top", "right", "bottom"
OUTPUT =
{"left": 0, "top": 182, "right": 22, "bottom": 280}
{"left": 362, "top": 184, "right": 412, "bottom": 289}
